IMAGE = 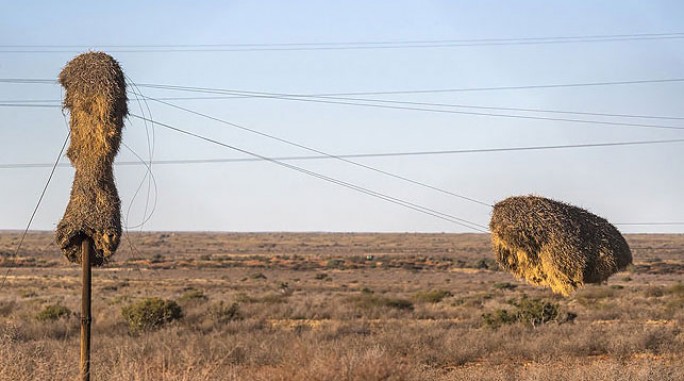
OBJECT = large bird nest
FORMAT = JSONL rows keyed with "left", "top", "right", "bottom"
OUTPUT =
{"left": 55, "top": 52, "right": 128, "bottom": 266}
{"left": 489, "top": 195, "right": 632, "bottom": 296}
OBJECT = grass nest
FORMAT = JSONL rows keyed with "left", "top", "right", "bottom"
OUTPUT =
{"left": 489, "top": 195, "right": 632, "bottom": 296}
{"left": 55, "top": 52, "right": 128, "bottom": 266}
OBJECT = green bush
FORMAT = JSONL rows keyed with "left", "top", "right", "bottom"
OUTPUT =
{"left": 513, "top": 297, "right": 559, "bottom": 327}
{"left": 121, "top": 298, "right": 183, "bottom": 333}
{"left": 414, "top": 289, "right": 452, "bottom": 303}
{"left": 482, "top": 309, "right": 517, "bottom": 328}
{"left": 482, "top": 297, "right": 564, "bottom": 329}
{"left": 36, "top": 304, "right": 71, "bottom": 321}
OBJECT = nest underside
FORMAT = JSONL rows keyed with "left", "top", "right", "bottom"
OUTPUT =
{"left": 490, "top": 195, "right": 632, "bottom": 296}
{"left": 56, "top": 169, "right": 121, "bottom": 266}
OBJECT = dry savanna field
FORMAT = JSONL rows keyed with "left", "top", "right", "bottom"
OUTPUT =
{"left": 0, "top": 231, "right": 683, "bottom": 381}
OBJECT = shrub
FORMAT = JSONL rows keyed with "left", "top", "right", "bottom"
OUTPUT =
{"left": 481, "top": 297, "right": 564, "bottom": 328}
{"left": 20, "top": 289, "right": 38, "bottom": 298}
{"left": 326, "top": 259, "right": 344, "bottom": 269}
{"left": 513, "top": 297, "right": 559, "bottom": 327}
{"left": 121, "top": 298, "right": 183, "bottom": 333}
{"left": 179, "top": 288, "right": 208, "bottom": 302}
{"left": 36, "top": 304, "right": 71, "bottom": 321}
{"left": 493, "top": 282, "right": 518, "bottom": 291}
{"left": 644, "top": 286, "right": 665, "bottom": 298}
{"left": 208, "top": 301, "right": 242, "bottom": 323}
{"left": 350, "top": 294, "right": 414, "bottom": 311}
{"left": 383, "top": 298, "right": 414, "bottom": 310}
{"left": 482, "top": 309, "right": 517, "bottom": 328}
{"left": 414, "top": 289, "right": 452, "bottom": 303}
{"left": 668, "top": 282, "right": 684, "bottom": 297}
{"left": 472, "top": 258, "right": 498, "bottom": 270}
{"left": 0, "top": 301, "right": 15, "bottom": 317}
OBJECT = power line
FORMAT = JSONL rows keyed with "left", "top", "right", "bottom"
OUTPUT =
{"left": 0, "top": 79, "right": 55, "bottom": 84}
{"left": 2, "top": 32, "right": 684, "bottom": 53}
{"left": 2, "top": 138, "right": 683, "bottom": 169}
{"left": 309, "top": 98, "right": 684, "bottom": 122}
{"left": 616, "top": 222, "right": 684, "bottom": 226}
{"left": 3, "top": 77, "right": 684, "bottom": 93}
{"left": 4, "top": 32, "right": 684, "bottom": 48}
{"left": 124, "top": 77, "right": 158, "bottom": 231}
{"left": 137, "top": 83, "right": 684, "bottom": 131}
{"left": 124, "top": 115, "right": 684, "bottom": 231}
{"left": 0, "top": 99, "right": 61, "bottom": 102}
{"left": 4, "top": 96, "right": 684, "bottom": 122}
{"left": 138, "top": 93, "right": 493, "bottom": 207}
{"left": 129, "top": 113, "right": 489, "bottom": 232}
{"left": 135, "top": 78, "right": 684, "bottom": 97}
{"left": 0, "top": 103, "right": 59, "bottom": 108}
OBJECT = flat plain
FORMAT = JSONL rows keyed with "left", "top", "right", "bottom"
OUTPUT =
{"left": 0, "top": 232, "right": 683, "bottom": 380}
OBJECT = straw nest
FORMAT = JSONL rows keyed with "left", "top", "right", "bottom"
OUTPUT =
{"left": 55, "top": 52, "right": 128, "bottom": 266}
{"left": 489, "top": 195, "right": 632, "bottom": 296}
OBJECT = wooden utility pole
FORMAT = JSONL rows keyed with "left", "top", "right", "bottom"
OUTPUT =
{"left": 80, "top": 238, "right": 93, "bottom": 381}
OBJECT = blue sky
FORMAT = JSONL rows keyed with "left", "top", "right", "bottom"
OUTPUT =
{"left": 1, "top": 1, "right": 683, "bottom": 232}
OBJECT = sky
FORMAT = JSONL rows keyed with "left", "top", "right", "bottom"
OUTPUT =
{"left": 0, "top": 1, "right": 683, "bottom": 233}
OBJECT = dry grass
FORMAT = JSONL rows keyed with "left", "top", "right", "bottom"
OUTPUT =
{"left": 0, "top": 232, "right": 683, "bottom": 380}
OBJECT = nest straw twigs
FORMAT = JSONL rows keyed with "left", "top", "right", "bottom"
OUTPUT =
{"left": 55, "top": 52, "right": 128, "bottom": 266}
{"left": 489, "top": 195, "right": 632, "bottom": 296}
